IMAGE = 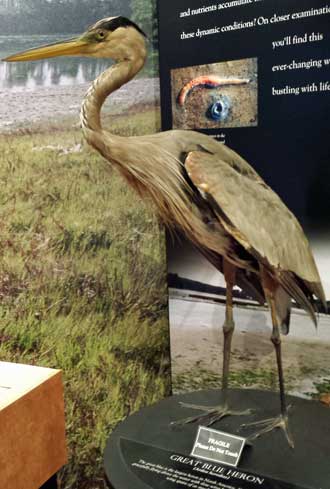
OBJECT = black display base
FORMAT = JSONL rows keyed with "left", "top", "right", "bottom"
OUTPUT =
{"left": 104, "top": 389, "right": 330, "bottom": 489}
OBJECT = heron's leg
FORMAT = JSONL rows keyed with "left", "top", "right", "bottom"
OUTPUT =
{"left": 242, "top": 270, "right": 294, "bottom": 448}
{"left": 172, "top": 261, "right": 251, "bottom": 427}
{"left": 221, "top": 259, "right": 236, "bottom": 408}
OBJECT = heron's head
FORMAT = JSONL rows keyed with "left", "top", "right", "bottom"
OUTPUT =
{"left": 4, "top": 16, "right": 147, "bottom": 64}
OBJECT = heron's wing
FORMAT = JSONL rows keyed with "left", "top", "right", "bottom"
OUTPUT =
{"left": 150, "top": 129, "right": 264, "bottom": 183}
{"left": 199, "top": 247, "right": 265, "bottom": 305}
{"left": 185, "top": 151, "right": 326, "bottom": 312}
{"left": 196, "top": 140, "right": 263, "bottom": 182}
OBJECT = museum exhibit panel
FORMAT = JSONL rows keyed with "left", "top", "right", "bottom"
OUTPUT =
{"left": 154, "top": 0, "right": 330, "bottom": 487}
{"left": 0, "top": 0, "right": 330, "bottom": 488}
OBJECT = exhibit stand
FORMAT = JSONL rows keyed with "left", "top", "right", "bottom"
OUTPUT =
{"left": 0, "top": 362, "right": 67, "bottom": 489}
{"left": 104, "top": 389, "right": 330, "bottom": 489}
{"left": 146, "top": 1, "right": 330, "bottom": 486}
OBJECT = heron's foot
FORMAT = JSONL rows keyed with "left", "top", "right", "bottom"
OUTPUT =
{"left": 171, "top": 402, "right": 253, "bottom": 428}
{"left": 241, "top": 405, "right": 294, "bottom": 448}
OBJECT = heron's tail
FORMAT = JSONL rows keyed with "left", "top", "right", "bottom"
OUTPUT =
{"left": 275, "top": 287, "right": 292, "bottom": 335}
{"left": 279, "top": 272, "right": 318, "bottom": 327}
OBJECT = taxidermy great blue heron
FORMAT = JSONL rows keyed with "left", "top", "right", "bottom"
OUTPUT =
{"left": 5, "top": 16, "right": 326, "bottom": 448}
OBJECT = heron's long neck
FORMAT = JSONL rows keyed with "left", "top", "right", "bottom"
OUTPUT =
{"left": 80, "top": 58, "right": 143, "bottom": 133}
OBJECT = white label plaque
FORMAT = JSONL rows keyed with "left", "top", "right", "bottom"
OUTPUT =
{"left": 191, "top": 426, "right": 246, "bottom": 467}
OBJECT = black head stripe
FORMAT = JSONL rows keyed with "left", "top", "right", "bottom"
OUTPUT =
{"left": 94, "top": 16, "right": 147, "bottom": 37}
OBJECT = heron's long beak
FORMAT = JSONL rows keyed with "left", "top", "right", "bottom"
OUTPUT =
{"left": 3, "top": 36, "right": 90, "bottom": 62}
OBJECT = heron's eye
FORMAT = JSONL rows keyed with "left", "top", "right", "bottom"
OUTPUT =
{"left": 96, "top": 31, "right": 106, "bottom": 41}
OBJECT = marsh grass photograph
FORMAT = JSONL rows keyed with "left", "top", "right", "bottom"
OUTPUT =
{"left": 0, "top": 1, "right": 170, "bottom": 488}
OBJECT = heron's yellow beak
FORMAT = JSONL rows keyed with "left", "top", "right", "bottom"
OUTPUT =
{"left": 3, "top": 36, "right": 90, "bottom": 62}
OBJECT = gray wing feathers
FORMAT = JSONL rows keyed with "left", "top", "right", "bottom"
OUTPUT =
{"left": 185, "top": 150, "right": 325, "bottom": 310}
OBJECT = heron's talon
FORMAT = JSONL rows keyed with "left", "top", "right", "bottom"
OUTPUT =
{"left": 178, "top": 402, "right": 218, "bottom": 412}
{"left": 243, "top": 407, "right": 294, "bottom": 448}
{"left": 171, "top": 402, "right": 252, "bottom": 428}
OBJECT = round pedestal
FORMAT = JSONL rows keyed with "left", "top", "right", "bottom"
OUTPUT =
{"left": 104, "top": 389, "right": 330, "bottom": 489}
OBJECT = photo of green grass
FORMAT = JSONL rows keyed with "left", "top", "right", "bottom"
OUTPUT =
{"left": 0, "top": 1, "right": 170, "bottom": 486}
{"left": 0, "top": 94, "right": 169, "bottom": 489}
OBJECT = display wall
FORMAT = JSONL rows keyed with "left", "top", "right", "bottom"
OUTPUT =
{"left": 157, "top": 0, "right": 330, "bottom": 399}
{"left": 0, "top": 2, "right": 170, "bottom": 488}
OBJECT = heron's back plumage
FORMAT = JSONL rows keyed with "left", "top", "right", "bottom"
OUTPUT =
{"left": 184, "top": 148, "right": 325, "bottom": 319}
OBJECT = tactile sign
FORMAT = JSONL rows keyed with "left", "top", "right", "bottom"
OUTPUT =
{"left": 191, "top": 426, "right": 246, "bottom": 467}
